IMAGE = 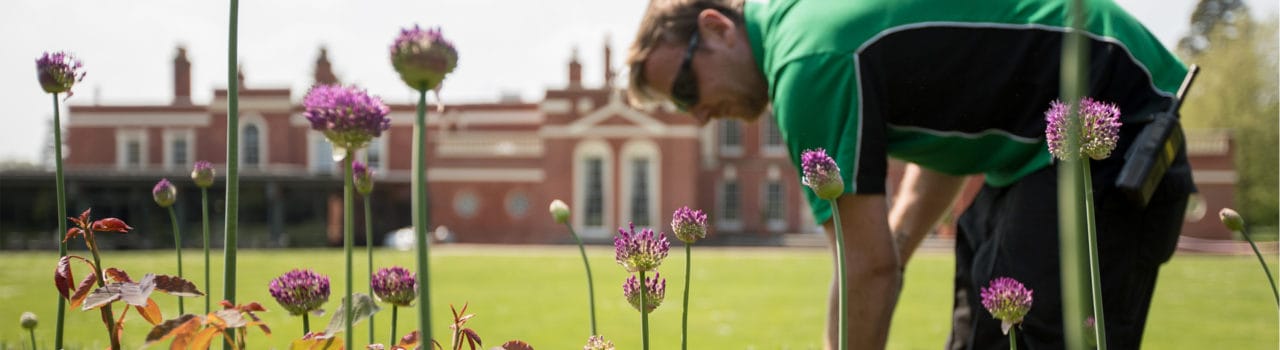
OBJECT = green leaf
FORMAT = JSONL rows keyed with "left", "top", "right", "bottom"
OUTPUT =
{"left": 323, "top": 293, "right": 381, "bottom": 336}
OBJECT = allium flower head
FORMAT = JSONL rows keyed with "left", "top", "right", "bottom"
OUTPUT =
{"left": 20, "top": 312, "right": 37, "bottom": 330}
{"left": 191, "top": 161, "right": 215, "bottom": 188}
{"left": 670, "top": 206, "right": 708, "bottom": 243}
{"left": 622, "top": 272, "right": 666, "bottom": 314}
{"left": 268, "top": 269, "right": 331, "bottom": 316}
{"left": 303, "top": 84, "right": 391, "bottom": 154}
{"left": 549, "top": 199, "right": 571, "bottom": 224}
{"left": 980, "top": 276, "right": 1034, "bottom": 335}
{"left": 1045, "top": 98, "right": 1122, "bottom": 160}
{"left": 1219, "top": 208, "right": 1245, "bottom": 232}
{"left": 353, "top": 160, "right": 374, "bottom": 195}
{"left": 583, "top": 335, "right": 615, "bottom": 350}
{"left": 372, "top": 266, "right": 418, "bottom": 307}
{"left": 36, "top": 51, "right": 85, "bottom": 96}
{"left": 801, "top": 148, "right": 844, "bottom": 200}
{"left": 391, "top": 25, "right": 458, "bottom": 92}
{"left": 614, "top": 222, "right": 670, "bottom": 272}
{"left": 152, "top": 178, "right": 177, "bottom": 208}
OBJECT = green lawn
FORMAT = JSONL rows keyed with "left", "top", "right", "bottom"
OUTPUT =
{"left": 0, "top": 247, "right": 1275, "bottom": 349}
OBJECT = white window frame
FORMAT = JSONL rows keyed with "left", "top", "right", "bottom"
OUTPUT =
{"left": 760, "top": 116, "right": 787, "bottom": 157}
{"left": 620, "top": 139, "right": 661, "bottom": 229}
{"left": 357, "top": 131, "right": 391, "bottom": 175}
{"left": 115, "top": 129, "right": 149, "bottom": 170}
{"left": 718, "top": 166, "right": 742, "bottom": 231}
{"left": 573, "top": 139, "right": 614, "bottom": 238}
{"left": 763, "top": 166, "right": 787, "bottom": 232}
{"left": 306, "top": 130, "right": 337, "bottom": 175}
{"left": 239, "top": 114, "right": 268, "bottom": 168}
{"left": 163, "top": 128, "right": 196, "bottom": 170}
{"left": 719, "top": 119, "right": 743, "bottom": 157}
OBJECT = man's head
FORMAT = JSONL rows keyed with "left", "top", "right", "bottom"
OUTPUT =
{"left": 627, "top": 0, "right": 769, "bottom": 124}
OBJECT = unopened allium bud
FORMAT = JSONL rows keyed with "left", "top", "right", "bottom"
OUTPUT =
{"left": 191, "top": 161, "right": 215, "bottom": 188}
{"left": 549, "top": 199, "right": 571, "bottom": 224}
{"left": 1045, "top": 98, "right": 1122, "bottom": 160}
{"left": 614, "top": 223, "right": 670, "bottom": 273}
{"left": 372, "top": 266, "right": 418, "bottom": 307}
{"left": 1219, "top": 208, "right": 1245, "bottom": 232}
{"left": 19, "top": 312, "right": 37, "bottom": 330}
{"left": 980, "top": 277, "right": 1034, "bottom": 335}
{"left": 623, "top": 272, "right": 666, "bottom": 314}
{"left": 670, "top": 206, "right": 708, "bottom": 244}
{"left": 583, "top": 335, "right": 615, "bottom": 350}
{"left": 36, "top": 51, "right": 85, "bottom": 95}
{"left": 353, "top": 161, "right": 375, "bottom": 195}
{"left": 152, "top": 178, "right": 177, "bottom": 208}
{"left": 391, "top": 25, "right": 458, "bottom": 92}
{"left": 801, "top": 148, "right": 844, "bottom": 200}
{"left": 269, "top": 269, "right": 331, "bottom": 316}
{"left": 303, "top": 84, "right": 391, "bottom": 154}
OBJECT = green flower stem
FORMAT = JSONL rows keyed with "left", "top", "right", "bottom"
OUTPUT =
{"left": 51, "top": 93, "right": 68, "bottom": 350}
{"left": 412, "top": 87, "right": 433, "bottom": 346}
{"left": 201, "top": 188, "right": 211, "bottom": 314}
{"left": 28, "top": 328, "right": 36, "bottom": 350}
{"left": 640, "top": 270, "right": 650, "bottom": 350}
{"left": 1059, "top": 0, "right": 1094, "bottom": 348}
{"left": 829, "top": 199, "right": 848, "bottom": 350}
{"left": 223, "top": 0, "right": 240, "bottom": 348}
{"left": 343, "top": 155, "right": 355, "bottom": 350}
{"left": 1237, "top": 226, "right": 1280, "bottom": 305}
{"left": 390, "top": 306, "right": 399, "bottom": 346}
{"left": 303, "top": 313, "right": 310, "bottom": 336}
{"left": 168, "top": 206, "right": 185, "bottom": 315}
{"left": 365, "top": 195, "right": 376, "bottom": 344}
{"left": 1081, "top": 161, "right": 1107, "bottom": 349}
{"left": 1010, "top": 327, "right": 1017, "bottom": 350}
{"left": 565, "top": 223, "right": 597, "bottom": 335}
{"left": 681, "top": 244, "right": 691, "bottom": 350}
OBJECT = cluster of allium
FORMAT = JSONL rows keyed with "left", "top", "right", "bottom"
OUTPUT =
{"left": 980, "top": 276, "right": 1034, "bottom": 334}
{"left": 36, "top": 51, "right": 85, "bottom": 95}
{"left": 390, "top": 25, "right": 458, "bottom": 91}
{"left": 269, "top": 269, "right": 331, "bottom": 316}
{"left": 622, "top": 272, "right": 666, "bottom": 314}
{"left": 191, "top": 161, "right": 215, "bottom": 188}
{"left": 353, "top": 160, "right": 374, "bottom": 195}
{"left": 614, "top": 223, "right": 670, "bottom": 272}
{"left": 152, "top": 178, "right": 177, "bottom": 208}
{"left": 801, "top": 148, "right": 845, "bottom": 200}
{"left": 302, "top": 84, "right": 391, "bottom": 152}
{"left": 670, "top": 206, "right": 708, "bottom": 243}
{"left": 372, "top": 266, "right": 418, "bottom": 307}
{"left": 1045, "top": 98, "right": 1121, "bottom": 161}
{"left": 583, "top": 335, "right": 614, "bottom": 350}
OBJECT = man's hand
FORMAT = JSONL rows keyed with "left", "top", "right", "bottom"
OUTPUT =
{"left": 888, "top": 163, "right": 968, "bottom": 265}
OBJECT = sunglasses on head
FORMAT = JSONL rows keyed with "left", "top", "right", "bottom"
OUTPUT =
{"left": 670, "top": 31, "right": 700, "bottom": 112}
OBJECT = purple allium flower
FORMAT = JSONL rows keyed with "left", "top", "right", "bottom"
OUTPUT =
{"left": 549, "top": 199, "right": 571, "bottom": 225}
{"left": 614, "top": 222, "right": 670, "bottom": 272}
{"left": 371, "top": 266, "right": 418, "bottom": 307}
{"left": 390, "top": 25, "right": 458, "bottom": 92}
{"left": 152, "top": 178, "right": 177, "bottom": 208}
{"left": 1045, "top": 98, "right": 1122, "bottom": 160}
{"left": 36, "top": 51, "right": 85, "bottom": 96}
{"left": 269, "top": 269, "right": 331, "bottom": 316}
{"left": 801, "top": 148, "right": 845, "bottom": 200}
{"left": 670, "top": 206, "right": 708, "bottom": 244}
{"left": 20, "top": 312, "right": 37, "bottom": 330}
{"left": 980, "top": 277, "right": 1034, "bottom": 335}
{"left": 303, "top": 84, "right": 391, "bottom": 154}
{"left": 1219, "top": 208, "right": 1245, "bottom": 232}
{"left": 622, "top": 272, "right": 666, "bottom": 314}
{"left": 191, "top": 161, "right": 215, "bottom": 188}
{"left": 353, "top": 160, "right": 374, "bottom": 195}
{"left": 583, "top": 335, "right": 615, "bottom": 350}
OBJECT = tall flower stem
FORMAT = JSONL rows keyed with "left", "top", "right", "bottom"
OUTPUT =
{"left": 1059, "top": 0, "right": 1094, "bottom": 348}
{"left": 566, "top": 223, "right": 597, "bottom": 335}
{"left": 640, "top": 270, "right": 650, "bottom": 350}
{"left": 201, "top": 188, "right": 211, "bottom": 314}
{"left": 1238, "top": 226, "right": 1280, "bottom": 305}
{"left": 28, "top": 328, "right": 36, "bottom": 350}
{"left": 1010, "top": 328, "right": 1017, "bottom": 350}
{"left": 365, "top": 195, "right": 376, "bottom": 344}
{"left": 829, "top": 199, "right": 848, "bottom": 350}
{"left": 168, "top": 206, "right": 185, "bottom": 315}
{"left": 412, "top": 87, "right": 433, "bottom": 345}
{"left": 223, "top": 0, "right": 241, "bottom": 348}
{"left": 390, "top": 306, "right": 399, "bottom": 346}
{"left": 1081, "top": 161, "right": 1107, "bottom": 348}
{"left": 681, "top": 244, "right": 692, "bottom": 350}
{"left": 51, "top": 93, "right": 68, "bottom": 350}
{"left": 343, "top": 154, "right": 355, "bottom": 350}
{"left": 303, "top": 313, "right": 310, "bottom": 335}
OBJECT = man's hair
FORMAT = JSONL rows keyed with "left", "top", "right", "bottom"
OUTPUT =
{"left": 626, "top": 0, "right": 744, "bottom": 107}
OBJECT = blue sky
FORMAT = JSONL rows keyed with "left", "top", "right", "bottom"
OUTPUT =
{"left": 1, "top": 0, "right": 1276, "bottom": 164}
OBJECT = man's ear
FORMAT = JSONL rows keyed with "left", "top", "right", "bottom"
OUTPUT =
{"left": 697, "top": 8, "right": 739, "bottom": 49}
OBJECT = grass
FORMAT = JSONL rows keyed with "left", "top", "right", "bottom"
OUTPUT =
{"left": 0, "top": 246, "right": 1275, "bottom": 349}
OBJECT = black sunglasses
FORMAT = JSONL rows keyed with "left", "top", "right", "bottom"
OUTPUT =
{"left": 670, "top": 31, "right": 700, "bottom": 112}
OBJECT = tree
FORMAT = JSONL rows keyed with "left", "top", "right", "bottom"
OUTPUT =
{"left": 1178, "top": 0, "right": 1250, "bottom": 55}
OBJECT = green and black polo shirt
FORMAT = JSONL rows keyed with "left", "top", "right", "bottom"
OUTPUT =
{"left": 744, "top": 0, "right": 1187, "bottom": 224}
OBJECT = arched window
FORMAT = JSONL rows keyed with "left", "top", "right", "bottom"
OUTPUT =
{"left": 621, "top": 139, "right": 661, "bottom": 228}
{"left": 243, "top": 125, "right": 260, "bottom": 167}
{"left": 573, "top": 139, "right": 613, "bottom": 237}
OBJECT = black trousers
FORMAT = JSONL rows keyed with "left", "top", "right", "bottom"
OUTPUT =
{"left": 947, "top": 124, "right": 1193, "bottom": 350}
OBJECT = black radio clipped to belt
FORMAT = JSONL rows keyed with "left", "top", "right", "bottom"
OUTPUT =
{"left": 1115, "top": 65, "right": 1200, "bottom": 207}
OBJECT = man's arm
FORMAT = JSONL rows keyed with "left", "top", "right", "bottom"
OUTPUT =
{"left": 888, "top": 163, "right": 968, "bottom": 264}
{"left": 822, "top": 194, "right": 902, "bottom": 349}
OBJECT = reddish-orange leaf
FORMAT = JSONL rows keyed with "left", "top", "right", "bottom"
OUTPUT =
{"left": 69, "top": 271, "right": 98, "bottom": 308}
{"left": 105, "top": 268, "right": 133, "bottom": 283}
{"left": 153, "top": 274, "right": 204, "bottom": 297}
{"left": 136, "top": 298, "right": 164, "bottom": 326}
{"left": 242, "top": 302, "right": 267, "bottom": 312}
{"left": 290, "top": 335, "right": 343, "bottom": 350}
{"left": 92, "top": 217, "right": 133, "bottom": 233}
{"left": 397, "top": 331, "right": 420, "bottom": 348}
{"left": 145, "top": 314, "right": 202, "bottom": 344}
{"left": 190, "top": 327, "right": 222, "bottom": 350}
{"left": 55, "top": 256, "right": 76, "bottom": 299}
{"left": 499, "top": 340, "right": 534, "bottom": 350}
{"left": 220, "top": 300, "right": 235, "bottom": 309}
{"left": 462, "top": 328, "right": 482, "bottom": 350}
{"left": 70, "top": 209, "right": 91, "bottom": 228}
{"left": 63, "top": 227, "right": 84, "bottom": 243}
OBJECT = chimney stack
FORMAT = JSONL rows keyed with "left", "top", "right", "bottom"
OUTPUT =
{"left": 314, "top": 47, "right": 338, "bottom": 85}
{"left": 173, "top": 46, "right": 191, "bottom": 105}
{"left": 603, "top": 36, "right": 614, "bottom": 87}
{"left": 568, "top": 47, "right": 582, "bottom": 88}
